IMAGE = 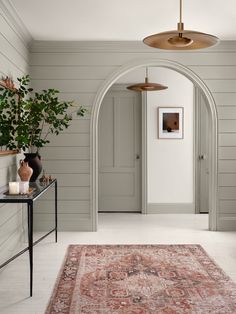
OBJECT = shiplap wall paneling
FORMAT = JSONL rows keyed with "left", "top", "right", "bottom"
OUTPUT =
{"left": 30, "top": 41, "right": 236, "bottom": 231}
{"left": 0, "top": 3, "right": 30, "bottom": 262}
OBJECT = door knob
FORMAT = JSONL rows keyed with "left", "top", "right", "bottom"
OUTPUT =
{"left": 199, "top": 154, "right": 207, "bottom": 160}
{"left": 136, "top": 154, "right": 140, "bottom": 160}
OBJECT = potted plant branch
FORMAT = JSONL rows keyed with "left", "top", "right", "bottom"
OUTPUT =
{"left": 0, "top": 75, "right": 86, "bottom": 180}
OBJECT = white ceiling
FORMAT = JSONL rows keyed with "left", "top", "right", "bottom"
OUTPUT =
{"left": 8, "top": 0, "right": 236, "bottom": 41}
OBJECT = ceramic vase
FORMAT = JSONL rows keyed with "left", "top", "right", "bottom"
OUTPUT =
{"left": 24, "top": 153, "right": 42, "bottom": 182}
{"left": 18, "top": 160, "right": 33, "bottom": 181}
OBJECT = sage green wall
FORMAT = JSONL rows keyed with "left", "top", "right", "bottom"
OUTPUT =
{"left": 30, "top": 40, "right": 236, "bottom": 231}
{"left": 0, "top": 2, "right": 30, "bottom": 263}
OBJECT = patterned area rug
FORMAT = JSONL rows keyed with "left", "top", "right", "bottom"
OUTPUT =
{"left": 46, "top": 245, "right": 236, "bottom": 313}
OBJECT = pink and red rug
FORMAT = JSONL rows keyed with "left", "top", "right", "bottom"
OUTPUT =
{"left": 46, "top": 245, "right": 236, "bottom": 313}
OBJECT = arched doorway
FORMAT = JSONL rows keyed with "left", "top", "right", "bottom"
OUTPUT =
{"left": 90, "top": 59, "right": 218, "bottom": 231}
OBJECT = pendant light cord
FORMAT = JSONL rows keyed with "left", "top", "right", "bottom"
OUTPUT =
{"left": 180, "top": 0, "right": 182, "bottom": 24}
{"left": 178, "top": 0, "right": 184, "bottom": 33}
{"left": 145, "top": 67, "right": 148, "bottom": 83}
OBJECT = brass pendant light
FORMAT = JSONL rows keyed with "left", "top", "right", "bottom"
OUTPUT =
{"left": 143, "top": 0, "right": 219, "bottom": 50}
{"left": 127, "top": 67, "right": 168, "bottom": 92}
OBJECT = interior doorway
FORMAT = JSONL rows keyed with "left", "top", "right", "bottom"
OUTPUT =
{"left": 195, "top": 87, "right": 210, "bottom": 213}
{"left": 91, "top": 59, "right": 218, "bottom": 231}
{"left": 98, "top": 86, "right": 142, "bottom": 212}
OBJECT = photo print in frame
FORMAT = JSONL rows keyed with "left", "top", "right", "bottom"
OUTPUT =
{"left": 158, "top": 107, "right": 184, "bottom": 139}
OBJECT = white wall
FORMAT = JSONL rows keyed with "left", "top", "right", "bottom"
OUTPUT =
{"left": 0, "top": 2, "right": 30, "bottom": 263}
{"left": 147, "top": 68, "right": 194, "bottom": 205}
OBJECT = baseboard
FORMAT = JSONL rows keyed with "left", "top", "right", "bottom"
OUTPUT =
{"left": 147, "top": 203, "right": 195, "bottom": 214}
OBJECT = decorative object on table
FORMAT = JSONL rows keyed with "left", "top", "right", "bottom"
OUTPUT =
{"left": 143, "top": 0, "right": 219, "bottom": 50}
{"left": 158, "top": 107, "right": 184, "bottom": 139}
{"left": 19, "top": 181, "right": 29, "bottom": 194}
{"left": 39, "top": 170, "right": 53, "bottom": 185}
{"left": 8, "top": 182, "right": 19, "bottom": 194}
{"left": 4, "top": 186, "right": 35, "bottom": 196}
{"left": 127, "top": 67, "right": 168, "bottom": 92}
{"left": 23, "top": 153, "right": 42, "bottom": 182}
{"left": 0, "top": 75, "right": 86, "bottom": 180}
{"left": 18, "top": 160, "right": 33, "bottom": 181}
{"left": 46, "top": 244, "right": 236, "bottom": 314}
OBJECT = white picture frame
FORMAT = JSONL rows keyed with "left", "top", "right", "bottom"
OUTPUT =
{"left": 158, "top": 107, "right": 184, "bottom": 139}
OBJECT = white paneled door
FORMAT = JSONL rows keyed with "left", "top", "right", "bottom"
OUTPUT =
{"left": 98, "top": 87, "right": 141, "bottom": 212}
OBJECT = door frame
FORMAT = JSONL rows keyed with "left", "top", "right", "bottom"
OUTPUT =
{"left": 194, "top": 87, "right": 210, "bottom": 214}
{"left": 90, "top": 58, "right": 218, "bottom": 231}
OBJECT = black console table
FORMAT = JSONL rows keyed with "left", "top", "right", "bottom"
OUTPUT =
{"left": 0, "top": 179, "right": 57, "bottom": 296}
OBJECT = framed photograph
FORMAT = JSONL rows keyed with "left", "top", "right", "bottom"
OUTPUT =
{"left": 158, "top": 107, "right": 184, "bottom": 139}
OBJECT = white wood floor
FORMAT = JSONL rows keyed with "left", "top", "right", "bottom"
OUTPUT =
{"left": 0, "top": 213, "right": 236, "bottom": 314}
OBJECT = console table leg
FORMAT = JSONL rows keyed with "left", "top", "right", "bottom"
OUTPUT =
{"left": 27, "top": 202, "right": 33, "bottom": 297}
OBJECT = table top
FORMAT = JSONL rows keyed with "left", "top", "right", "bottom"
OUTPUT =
{"left": 0, "top": 179, "right": 57, "bottom": 203}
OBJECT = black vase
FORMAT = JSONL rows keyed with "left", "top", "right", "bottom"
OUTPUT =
{"left": 24, "top": 153, "right": 42, "bottom": 182}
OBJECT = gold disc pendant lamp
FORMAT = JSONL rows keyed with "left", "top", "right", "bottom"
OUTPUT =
{"left": 143, "top": 0, "right": 219, "bottom": 50}
{"left": 127, "top": 67, "right": 168, "bottom": 92}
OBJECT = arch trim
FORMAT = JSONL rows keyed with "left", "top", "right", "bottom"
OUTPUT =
{"left": 90, "top": 58, "right": 218, "bottom": 231}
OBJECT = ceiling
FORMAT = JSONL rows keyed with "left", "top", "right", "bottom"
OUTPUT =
{"left": 8, "top": 0, "right": 236, "bottom": 41}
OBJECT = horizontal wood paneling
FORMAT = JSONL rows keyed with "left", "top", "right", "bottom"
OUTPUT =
{"left": 212, "top": 93, "right": 236, "bottom": 106}
{"left": 34, "top": 200, "right": 90, "bottom": 214}
{"left": 58, "top": 92, "right": 96, "bottom": 106}
{"left": 219, "top": 134, "right": 236, "bottom": 146}
{"left": 0, "top": 164, "right": 17, "bottom": 187}
{"left": 65, "top": 119, "right": 90, "bottom": 133}
{"left": 0, "top": 6, "right": 29, "bottom": 261}
{"left": 189, "top": 66, "right": 236, "bottom": 80}
{"left": 31, "top": 79, "right": 103, "bottom": 93}
{"left": 219, "top": 200, "right": 236, "bottom": 214}
{"left": 219, "top": 187, "right": 236, "bottom": 200}
{"left": 30, "top": 52, "right": 236, "bottom": 67}
{"left": 0, "top": 204, "right": 21, "bottom": 228}
{"left": 48, "top": 174, "right": 90, "bottom": 187}
{"left": 29, "top": 40, "right": 236, "bottom": 231}
{"left": 40, "top": 146, "right": 89, "bottom": 160}
{"left": 219, "top": 120, "right": 236, "bottom": 133}
{"left": 0, "top": 51, "right": 24, "bottom": 78}
{"left": 30, "top": 65, "right": 117, "bottom": 80}
{"left": 0, "top": 227, "right": 23, "bottom": 265}
{"left": 219, "top": 160, "right": 236, "bottom": 173}
{"left": 205, "top": 80, "right": 236, "bottom": 93}
{"left": 218, "top": 107, "right": 236, "bottom": 120}
{"left": 42, "top": 160, "right": 89, "bottom": 173}
{"left": 33, "top": 213, "right": 92, "bottom": 231}
{"left": 219, "top": 174, "right": 236, "bottom": 186}
{"left": 46, "top": 133, "right": 89, "bottom": 147}
{"left": 34, "top": 186, "right": 89, "bottom": 201}
{"left": 0, "top": 210, "right": 22, "bottom": 247}
{"left": 42, "top": 119, "right": 90, "bottom": 134}
{"left": 219, "top": 147, "right": 236, "bottom": 159}
{"left": 0, "top": 13, "right": 28, "bottom": 61}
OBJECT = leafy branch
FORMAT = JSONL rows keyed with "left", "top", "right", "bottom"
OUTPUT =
{"left": 0, "top": 75, "right": 87, "bottom": 152}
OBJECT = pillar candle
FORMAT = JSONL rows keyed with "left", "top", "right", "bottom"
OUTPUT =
{"left": 19, "top": 181, "right": 29, "bottom": 194}
{"left": 9, "top": 182, "right": 20, "bottom": 194}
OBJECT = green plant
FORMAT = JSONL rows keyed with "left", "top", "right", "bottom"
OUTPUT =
{"left": 0, "top": 75, "right": 86, "bottom": 152}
